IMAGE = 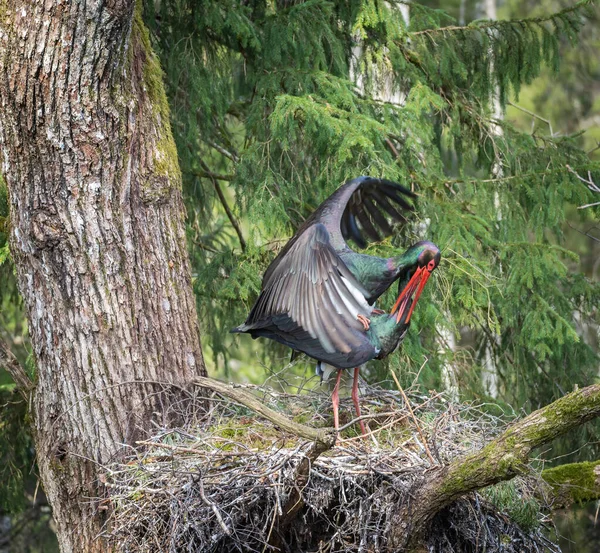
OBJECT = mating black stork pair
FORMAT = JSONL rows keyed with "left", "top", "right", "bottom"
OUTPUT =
{"left": 234, "top": 176, "right": 440, "bottom": 435}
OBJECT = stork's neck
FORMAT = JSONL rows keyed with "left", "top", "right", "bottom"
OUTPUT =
{"left": 368, "top": 314, "right": 410, "bottom": 360}
{"left": 388, "top": 248, "right": 422, "bottom": 278}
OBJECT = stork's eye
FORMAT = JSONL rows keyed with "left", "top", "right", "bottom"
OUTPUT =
{"left": 427, "top": 259, "right": 436, "bottom": 271}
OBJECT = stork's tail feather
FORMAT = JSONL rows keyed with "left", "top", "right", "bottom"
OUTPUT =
{"left": 316, "top": 361, "right": 337, "bottom": 383}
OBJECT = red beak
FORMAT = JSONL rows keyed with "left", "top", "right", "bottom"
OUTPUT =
{"left": 390, "top": 266, "right": 433, "bottom": 324}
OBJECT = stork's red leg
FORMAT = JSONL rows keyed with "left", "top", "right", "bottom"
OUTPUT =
{"left": 332, "top": 368, "right": 343, "bottom": 432}
{"left": 351, "top": 367, "right": 367, "bottom": 436}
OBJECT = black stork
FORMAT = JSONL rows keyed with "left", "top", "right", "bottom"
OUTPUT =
{"left": 233, "top": 176, "right": 441, "bottom": 435}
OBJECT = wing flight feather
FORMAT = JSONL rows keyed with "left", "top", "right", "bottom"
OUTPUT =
{"left": 319, "top": 177, "right": 416, "bottom": 249}
{"left": 236, "top": 224, "right": 371, "bottom": 358}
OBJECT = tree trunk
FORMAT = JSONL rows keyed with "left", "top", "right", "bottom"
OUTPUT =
{"left": 0, "top": 1, "right": 206, "bottom": 551}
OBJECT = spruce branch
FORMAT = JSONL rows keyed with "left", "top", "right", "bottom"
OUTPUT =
{"left": 0, "top": 334, "right": 32, "bottom": 399}
{"left": 433, "top": 163, "right": 600, "bottom": 187}
{"left": 409, "top": 0, "right": 593, "bottom": 37}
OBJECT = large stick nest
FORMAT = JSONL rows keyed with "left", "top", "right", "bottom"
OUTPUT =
{"left": 103, "top": 382, "right": 559, "bottom": 552}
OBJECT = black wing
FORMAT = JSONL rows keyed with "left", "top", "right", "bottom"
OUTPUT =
{"left": 262, "top": 177, "right": 415, "bottom": 286}
{"left": 233, "top": 224, "right": 378, "bottom": 368}
{"left": 316, "top": 176, "right": 415, "bottom": 249}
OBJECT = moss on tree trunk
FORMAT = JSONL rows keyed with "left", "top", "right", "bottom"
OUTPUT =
{"left": 0, "top": 1, "right": 206, "bottom": 551}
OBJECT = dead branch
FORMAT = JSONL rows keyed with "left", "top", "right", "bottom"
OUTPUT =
{"left": 194, "top": 376, "right": 336, "bottom": 448}
{"left": 567, "top": 164, "right": 600, "bottom": 209}
{"left": 508, "top": 101, "right": 554, "bottom": 136}
{"left": 196, "top": 159, "right": 246, "bottom": 251}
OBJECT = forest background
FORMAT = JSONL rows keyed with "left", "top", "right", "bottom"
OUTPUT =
{"left": 0, "top": 0, "right": 599, "bottom": 551}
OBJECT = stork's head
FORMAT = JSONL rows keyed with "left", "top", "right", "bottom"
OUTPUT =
{"left": 390, "top": 241, "right": 441, "bottom": 324}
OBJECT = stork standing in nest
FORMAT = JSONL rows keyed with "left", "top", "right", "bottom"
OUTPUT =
{"left": 234, "top": 176, "right": 441, "bottom": 435}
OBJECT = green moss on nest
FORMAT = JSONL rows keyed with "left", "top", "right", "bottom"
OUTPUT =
{"left": 105, "top": 387, "right": 558, "bottom": 553}
{"left": 211, "top": 419, "right": 297, "bottom": 449}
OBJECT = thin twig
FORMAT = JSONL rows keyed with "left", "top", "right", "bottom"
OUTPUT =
{"left": 206, "top": 139, "right": 239, "bottom": 163}
{"left": 567, "top": 165, "right": 600, "bottom": 192}
{"left": 199, "top": 478, "right": 231, "bottom": 535}
{"left": 508, "top": 101, "right": 554, "bottom": 136}
{"left": 578, "top": 201, "right": 600, "bottom": 209}
{"left": 390, "top": 370, "right": 436, "bottom": 465}
{"left": 436, "top": 163, "right": 598, "bottom": 187}
{"left": 186, "top": 169, "right": 235, "bottom": 181}
{"left": 337, "top": 411, "right": 403, "bottom": 432}
{"left": 587, "top": 141, "right": 600, "bottom": 156}
{"left": 198, "top": 159, "right": 247, "bottom": 251}
{"left": 566, "top": 164, "right": 600, "bottom": 210}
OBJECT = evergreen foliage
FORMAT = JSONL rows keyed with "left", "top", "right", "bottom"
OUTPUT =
{"left": 144, "top": 0, "right": 598, "bottom": 423}
{"left": 0, "top": 0, "right": 598, "bottom": 529}
{"left": 0, "top": 390, "right": 32, "bottom": 513}
{"left": 0, "top": 176, "right": 32, "bottom": 514}
{"left": 504, "top": 0, "right": 600, "bottom": 157}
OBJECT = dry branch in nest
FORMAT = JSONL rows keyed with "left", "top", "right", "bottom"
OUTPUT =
{"left": 99, "top": 376, "right": 586, "bottom": 553}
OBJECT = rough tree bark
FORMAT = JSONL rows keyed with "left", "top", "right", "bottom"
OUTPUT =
{"left": 0, "top": 1, "right": 206, "bottom": 552}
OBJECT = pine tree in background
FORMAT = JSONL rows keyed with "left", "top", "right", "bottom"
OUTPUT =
{"left": 144, "top": 0, "right": 598, "bottom": 413}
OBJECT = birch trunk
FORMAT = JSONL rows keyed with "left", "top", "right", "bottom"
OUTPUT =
{"left": 0, "top": 1, "right": 206, "bottom": 551}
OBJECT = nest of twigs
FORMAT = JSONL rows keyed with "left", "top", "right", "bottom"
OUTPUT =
{"left": 103, "top": 380, "right": 559, "bottom": 552}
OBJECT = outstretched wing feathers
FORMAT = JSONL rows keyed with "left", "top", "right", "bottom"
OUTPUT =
{"left": 260, "top": 178, "right": 414, "bottom": 287}
{"left": 237, "top": 224, "right": 372, "bottom": 359}
{"left": 321, "top": 177, "right": 416, "bottom": 249}
{"left": 234, "top": 176, "right": 416, "bottom": 366}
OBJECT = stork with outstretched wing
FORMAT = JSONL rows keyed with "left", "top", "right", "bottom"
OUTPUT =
{"left": 233, "top": 176, "right": 440, "bottom": 435}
